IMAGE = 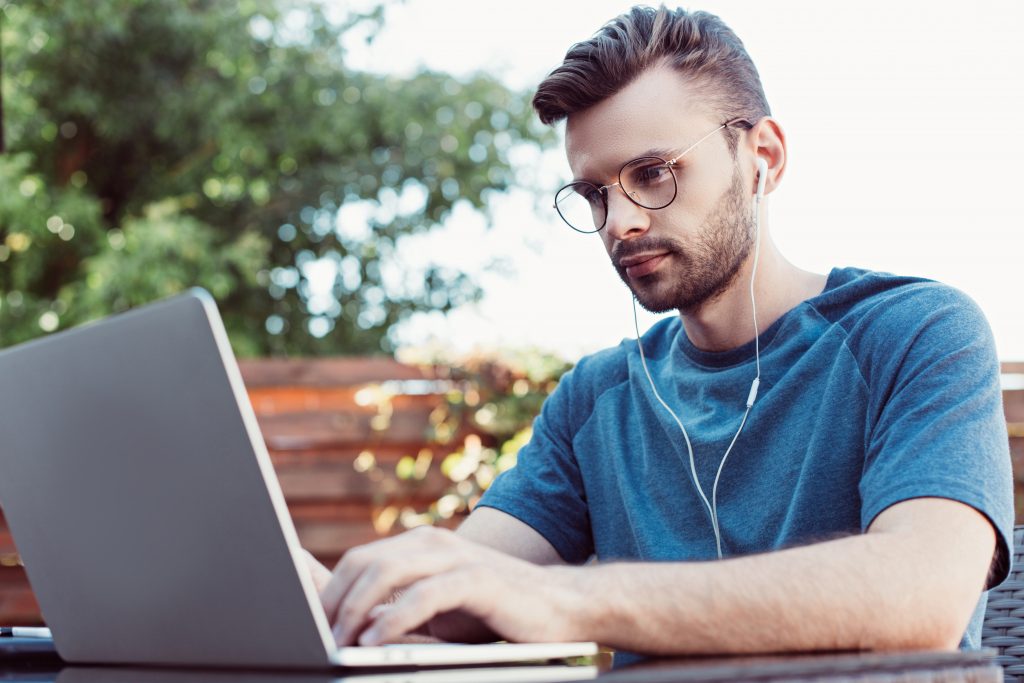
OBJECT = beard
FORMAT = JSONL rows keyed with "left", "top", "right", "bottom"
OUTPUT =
{"left": 612, "top": 164, "right": 754, "bottom": 315}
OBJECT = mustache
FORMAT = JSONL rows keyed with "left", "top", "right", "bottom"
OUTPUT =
{"left": 611, "top": 237, "right": 684, "bottom": 268}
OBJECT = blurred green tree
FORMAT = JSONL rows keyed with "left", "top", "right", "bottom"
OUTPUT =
{"left": 0, "top": 0, "right": 550, "bottom": 355}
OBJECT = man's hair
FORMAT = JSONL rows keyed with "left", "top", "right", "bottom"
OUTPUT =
{"left": 532, "top": 5, "right": 770, "bottom": 153}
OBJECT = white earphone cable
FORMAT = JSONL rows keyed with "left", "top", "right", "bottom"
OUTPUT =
{"left": 632, "top": 300, "right": 714, "bottom": 526}
{"left": 632, "top": 176, "right": 764, "bottom": 559}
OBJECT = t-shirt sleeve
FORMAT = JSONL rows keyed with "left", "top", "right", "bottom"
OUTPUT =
{"left": 475, "top": 366, "right": 594, "bottom": 564}
{"left": 858, "top": 285, "right": 1014, "bottom": 588}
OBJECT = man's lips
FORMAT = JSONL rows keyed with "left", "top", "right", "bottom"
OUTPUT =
{"left": 619, "top": 252, "right": 670, "bottom": 278}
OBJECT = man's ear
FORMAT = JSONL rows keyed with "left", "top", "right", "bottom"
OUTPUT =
{"left": 749, "top": 117, "right": 787, "bottom": 197}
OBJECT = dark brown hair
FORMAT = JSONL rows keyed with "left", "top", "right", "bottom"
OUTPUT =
{"left": 533, "top": 5, "right": 770, "bottom": 152}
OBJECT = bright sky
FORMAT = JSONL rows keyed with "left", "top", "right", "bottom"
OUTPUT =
{"left": 339, "top": 0, "right": 1024, "bottom": 362}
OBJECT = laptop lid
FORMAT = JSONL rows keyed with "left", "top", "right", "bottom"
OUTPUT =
{"left": 0, "top": 291, "right": 598, "bottom": 670}
{"left": 0, "top": 290, "right": 337, "bottom": 667}
{"left": 56, "top": 663, "right": 600, "bottom": 683}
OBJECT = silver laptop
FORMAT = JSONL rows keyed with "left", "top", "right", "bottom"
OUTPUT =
{"left": 0, "top": 290, "right": 597, "bottom": 669}
{"left": 56, "top": 664, "right": 599, "bottom": 683}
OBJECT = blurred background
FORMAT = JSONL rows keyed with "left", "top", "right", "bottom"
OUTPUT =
{"left": 2, "top": 0, "right": 1023, "bottom": 360}
{"left": 0, "top": 0, "right": 1021, "bottom": 623}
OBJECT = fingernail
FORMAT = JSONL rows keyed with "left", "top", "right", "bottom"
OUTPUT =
{"left": 332, "top": 623, "right": 344, "bottom": 643}
{"left": 360, "top": 627, "right": 380, "bottom": 646}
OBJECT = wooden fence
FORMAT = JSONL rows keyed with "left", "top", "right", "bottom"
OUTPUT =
{"left": 0, "top": 357, "right": 464, "bottom": 624}
{"left": 240, "top": 357, "right": 464, "bottom": 558}
{"left": 1, "top": 359, "right": 1023, "bottom": 624}
{"left": 1004, "top": 362, "right": 1024, "bottom": 514}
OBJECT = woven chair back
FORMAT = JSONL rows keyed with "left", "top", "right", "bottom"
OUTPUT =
{"left": 983, "top": 525, "right": 1024, "bottom": 679}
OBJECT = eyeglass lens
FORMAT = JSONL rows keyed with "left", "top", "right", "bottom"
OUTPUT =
{"left": 554, "top": 157, "right": 677, "bottom": 233}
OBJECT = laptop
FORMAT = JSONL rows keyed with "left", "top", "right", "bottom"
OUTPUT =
{"left": 0, "top": 290, "right": 597, "bottom": 669}
{"left": 55, "top": 664, "right": 599, "bottom": 683}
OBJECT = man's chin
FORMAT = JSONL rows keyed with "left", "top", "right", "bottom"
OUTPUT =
{"left": 630, "top": 281, "right": 717, "bottom": 316}
{"left": 628, "top": 286, "right": 681, "bottom": 315}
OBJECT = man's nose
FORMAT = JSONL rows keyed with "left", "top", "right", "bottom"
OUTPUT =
{"left": 603, "top": 187, "right": 650, "bottom": 242}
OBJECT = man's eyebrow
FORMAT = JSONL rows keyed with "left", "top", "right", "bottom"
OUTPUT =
{"left": 571, "top": 147, "right": 681, "bottom": 182}
{"left": 637, "top": 146, "right": 677, "bottom": 159}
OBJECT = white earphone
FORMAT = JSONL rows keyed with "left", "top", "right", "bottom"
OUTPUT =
{"left": 632, "top": 156, "right": 768, "bottom": 559}
{"left": 756, "top": 156, "right": 768, "bottom": 200}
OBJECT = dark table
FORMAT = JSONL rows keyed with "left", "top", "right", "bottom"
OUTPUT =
{"left": 597, "top": 649, "right": 1001, "bottom": 681}
{"left": 0, "top": 648, "right": 1002, "bottom": 682}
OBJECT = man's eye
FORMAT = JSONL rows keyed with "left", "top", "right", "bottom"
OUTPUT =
{"left": 630, "top": 164, "right": 671, "bottom": 186}
{"left": 571, "top": 185, "right": 602, "bottom": 205}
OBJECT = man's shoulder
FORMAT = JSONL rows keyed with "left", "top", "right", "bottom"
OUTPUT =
{"left": 813, "top": 266, "right": 994, "bottom": 383}
{"left": 558, "top": 318, "right": 678, "bottom": 402}
{"left": 814, "top": 266, "right": 985, "bottom": 335}
{"left": 562, "top": 337, "right": 632, "bottom": 395}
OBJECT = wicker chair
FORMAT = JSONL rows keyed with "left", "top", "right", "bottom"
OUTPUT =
{"left": 983, "top": 525, "right": 1024, "bottom": 680}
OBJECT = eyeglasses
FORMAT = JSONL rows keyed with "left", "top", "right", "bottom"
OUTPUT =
{"left": 553, "top": 118, "right": 752, "bottom": 234}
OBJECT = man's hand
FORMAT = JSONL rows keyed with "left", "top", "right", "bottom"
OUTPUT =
{"left": 318, "top": 525, "right": 586, "bottom": 647}
{"left": 302, "top": 549, "right": 333, "bottom": 593}
{"left": 304, "top": 497, "right": 993, "bottom": 653}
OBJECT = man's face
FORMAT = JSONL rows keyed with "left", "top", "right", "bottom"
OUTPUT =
{"left": 564, "top": 65, "right": 754, "bottom": 315}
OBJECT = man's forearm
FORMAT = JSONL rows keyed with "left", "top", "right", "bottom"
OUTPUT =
{"left": 326, "top": 498, "right": 994, "bottom": 650}
{"left": 567, "top": 509, "right": 991, "bottom": 654}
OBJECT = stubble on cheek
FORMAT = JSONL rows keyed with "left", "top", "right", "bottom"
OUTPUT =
{"left": 622, "top": 167, "right": 753, "bottom": 315}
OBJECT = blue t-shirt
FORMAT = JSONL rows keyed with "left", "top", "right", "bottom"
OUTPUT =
{"left": 478, "top": 267, "right": 1014, "bottom": 649}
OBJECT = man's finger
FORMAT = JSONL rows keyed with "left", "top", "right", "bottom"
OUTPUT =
{"left": 320, "top": 542, "right": 380, "bottom": 630}
{"left": 302, "top": 549, "right": 333, "bottom": 594}
{"left": 334, "top": 544, "right": 468, "bottom": 646}
{"left": 358, "top": 572, "right": 481, "bottom": 646}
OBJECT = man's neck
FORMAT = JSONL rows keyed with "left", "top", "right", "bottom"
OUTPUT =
{"left": 680, "top": 240, "right": 827, "bottom": 353}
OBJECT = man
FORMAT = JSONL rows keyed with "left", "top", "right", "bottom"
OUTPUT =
{"left": 308, "top": 6, "right": 1013, "bottom": 653}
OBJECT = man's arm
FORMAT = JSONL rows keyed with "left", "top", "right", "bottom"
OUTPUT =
{"left": 575, "top": 497, "right": 995, "bottom": 653}
{"left": 324, "top": 496, "right": 994, "bottom": 652}
{"left": 455, "top": 506, "right": 566, "bottom": 565}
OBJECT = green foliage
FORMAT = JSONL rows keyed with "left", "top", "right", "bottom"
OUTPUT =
{"left": 0, "top": 153, "right": 106, "bottom": 337}
{"left": 356, "top": 348, "right": 574, "bottom": 529}
{"left": 0, "top": 0, "right": 551, "bottom": 354}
